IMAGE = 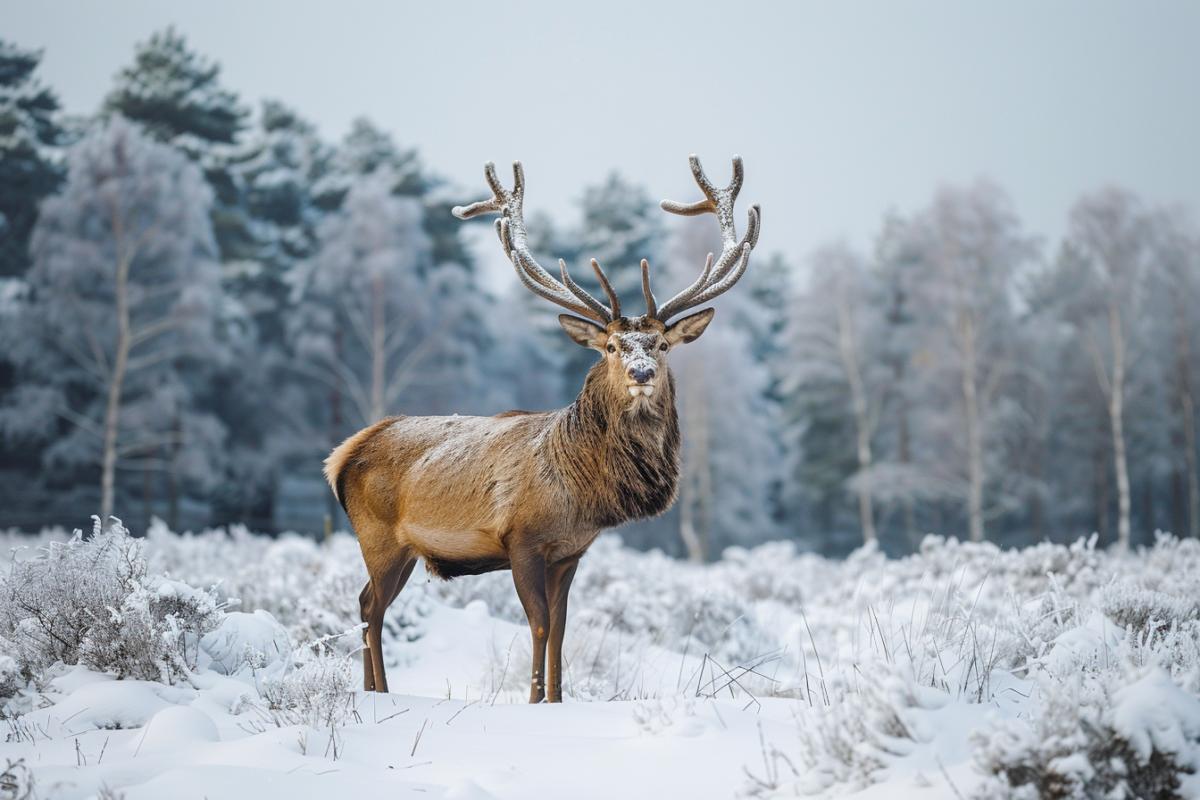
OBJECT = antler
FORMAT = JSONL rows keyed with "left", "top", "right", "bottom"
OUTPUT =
{"left": 653, "top": 155, "right": 761, "bottom": 323}
{"left": 452, "top": 161, "right": 620, "bottom": 325}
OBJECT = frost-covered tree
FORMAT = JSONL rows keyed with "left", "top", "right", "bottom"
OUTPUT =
{"left": 1149, "top": 208, "right": 1200, "bottom": 539}
{"left": 1, "top": 117, "right": 224, "bottom": 526}
{"left": 228, "top": 100, "right": 329, "bottom": 338}
{"left": 313, "top": 119, "right": 498, "bottom": 413}
{"left": 1061, "top": 189, "right": 1153, "bottom": 550}
{"left": 105, "top": 27, "right": 251, "bottom": 264}
{"left": 104, "top": 27, "right": 245, "bottom": 147}
{"left": 784, "top": 243, "right": 887, "bottom": 544}
{"left": 0, "top": 39, "right": 63, "bottom": 279}
{"left": 658, "top": 215, "right": 784, "bottom": 560}
{"left": 291, "top": 173, "right": 439, "bottom": 432}
{"left": 905, "top": 181, "right": 1036, "bottom": 542}
{"left": 869, "top": 214, "right": 933, "bottom": 543}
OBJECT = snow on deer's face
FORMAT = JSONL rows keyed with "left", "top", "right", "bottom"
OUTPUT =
{"left": 605, "top": 321, "right": 668, "bottom": 401}
{"left": 558, "top": 312, "right": 715, "bottom": 409}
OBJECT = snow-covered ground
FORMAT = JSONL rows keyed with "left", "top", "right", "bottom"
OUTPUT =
{"left": 1, "top": 521, "right": 1199, "bottom": 799}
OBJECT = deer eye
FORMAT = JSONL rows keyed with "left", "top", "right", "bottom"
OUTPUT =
{"left": 606, "top": 343, "right": 616, "bottom": 353}
{"left": 659, "top": 342, "right": 669, "bottom": 352}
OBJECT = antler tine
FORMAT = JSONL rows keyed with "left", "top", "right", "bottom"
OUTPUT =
{"left": 559, "top": 259, "right": 611, "bottom": 320}
{"left": 454, "top": 160, "right": 616, "bottom": 324}
{"left": 654, "top": 252, "right": 714, "bottom": 322}
{"left": 654, "top": 155, "right": 761, "bottom": 322}
{"left": 640, "top": 259, "right": 657, "bottom": 318}
{"left": 590, "top": 259, "right": 621, "bottom": 320}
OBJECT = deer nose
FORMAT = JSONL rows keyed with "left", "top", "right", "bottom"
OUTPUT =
{"left": 628, "top": 365, "right": 656, "bottom": 384}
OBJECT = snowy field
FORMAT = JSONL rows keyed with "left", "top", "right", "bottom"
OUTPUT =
{"left": 1, "top": 521, "right": 1198, "bottom": 799}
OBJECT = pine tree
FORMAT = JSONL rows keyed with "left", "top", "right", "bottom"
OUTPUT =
{"left": 229, "top": 100, "right": 330, "bottom": 342}
{"left": 105, "top": 27, "right": 251, "bottom": 263}
{"left": 104, "top": 27, "right": 245, "bottom": 146}
{"left": 0, "top": 39, "right": 63, "bottom": 279}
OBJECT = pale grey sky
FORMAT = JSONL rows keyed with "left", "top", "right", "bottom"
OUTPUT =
{"left": 6, "top": 0, "right": 1199, "bottom": 281}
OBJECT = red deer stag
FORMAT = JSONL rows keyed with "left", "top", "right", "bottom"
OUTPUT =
{"left": 324, "top": 155, "right": 760, "bottom": 702}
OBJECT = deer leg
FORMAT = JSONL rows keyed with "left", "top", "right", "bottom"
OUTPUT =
{"left": 359, "top": 580, "right": 377, "bottom": 691}
{"left": 510, "top": 546, "right": 550, "bottom": 703}
{"left": 363, "top": 557, "right": 416, "bottom": 694}
{"left": 545, "top": 556, "right": 579, "bottom": 703}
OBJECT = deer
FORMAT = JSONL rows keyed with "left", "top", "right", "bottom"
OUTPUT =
{"left": 324, "top": 155, "right": 761, "bottom": 702}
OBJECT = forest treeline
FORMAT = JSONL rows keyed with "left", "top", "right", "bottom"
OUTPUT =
{"left": 1, "top": 30, "right": 1197, "bottom": 557}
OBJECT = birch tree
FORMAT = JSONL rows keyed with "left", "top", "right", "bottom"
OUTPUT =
{"left": 661, "top": 215, "right": 782, "bottom": 560}
{"left": 785, "top": 243, "right": 883, "bottom": 543}
{"left": 909, "top": 182, "right": 1034, "bottom": 542}
{"left": 1150, "top": 207, "right": 1200, "bottom": 539}
{"left": 291, "top": 173, "right": 440, "bottom": 432}
{"left": 1066, "top": 188, "right": 1151, "bottom": 550}
{"left": 3, "top": 116, "right": 222, "bottom": 526}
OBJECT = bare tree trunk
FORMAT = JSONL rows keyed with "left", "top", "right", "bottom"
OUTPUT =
{"left": 167, "top": 413, "right": 181, "bottom": 531}
{"left": 1108, "top": 302, "right": 1131, "bottom": 550}
{"left": 678, "top": 479, "right": 704, "bottom": 564}
{"left": 898, "top": 392, "right": 917, "bottom": 544}
{"left": 99, "top": 221, "right": 132, "bottom": 530}
{"left": 834, "top": 283, "right": 875, "bottom": 544}
{"left": 1094, "top": 439, "right": 1110, "bottom": 541}
{"left": 369, "top": 273, "right": 386, "bottom": 422}
{"left": 960, "top": 313, "right": 985, "bottom": 543}
{"left": 1184, "top": 393, "right": 1200, "bottom": 539}
{"left": 1171, "top": 288, "right": 1200, "bottom": 539}
{"left": 678, "top": 367, "right": 710, "bottom": 563}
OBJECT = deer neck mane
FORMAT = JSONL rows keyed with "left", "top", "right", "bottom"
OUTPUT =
{"left": 547, "top": 362, "right": 681, "bottom": 528}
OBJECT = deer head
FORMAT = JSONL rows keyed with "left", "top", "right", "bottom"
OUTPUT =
{"left": 452, "top": 155, "right": 761, "bottom": 408}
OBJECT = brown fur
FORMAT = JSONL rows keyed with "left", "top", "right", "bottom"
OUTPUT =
{"left": 327, "top": 315, "right": 696, "bottom": 701}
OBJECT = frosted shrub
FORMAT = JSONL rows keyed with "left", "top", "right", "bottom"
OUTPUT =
{"left": 0, "top": 519, "right": 144, "bottom": 677}
{"left": 787, "top": 664, "right": 936, "bottom": 795}
{"left": 0, "top": 518, "right": 222, "bottom": 683}
{"left": 261, "top": 652, "right": 355, "bottom": 730}
{"left": 972, "top": 667, "right": 1200, "bottom": 799}
{"left": 80, "top": 576, "right": 222, "bottom": 682}
{"left": 0, "top": 656, "right": 20, "bottom": 700}
{"left": 1101, "top": 579, "right": 1198, "bottom": 636}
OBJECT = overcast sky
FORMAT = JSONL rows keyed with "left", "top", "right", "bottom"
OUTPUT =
{"left": 7, "top": 0, "right": 1199, "bottom": 282}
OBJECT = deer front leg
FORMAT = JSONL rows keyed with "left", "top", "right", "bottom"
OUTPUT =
{"left": 510, "top": 546, "right": 550, "bottom": 703}
{"left": 546, "top": 556, "right": 579, "bottom": 703}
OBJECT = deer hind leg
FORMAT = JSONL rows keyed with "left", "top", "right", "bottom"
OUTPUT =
{"left": 359, "top": 581, "right": 377, "bottom": 691}
{"left": 510, "top": 544, "right": 550, "bottom": 703}
{"left": 545, "top": 556, "right": 580, "bottom": 703}
{"left": 353, "top": 508, "right": 417, "bottom": 694}
{"left": 361, "top": 555, "right": 417, "bottom": 694}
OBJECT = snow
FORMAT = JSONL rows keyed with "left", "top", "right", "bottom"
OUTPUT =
{"left": 2, "top": 523, "right": 1199, "bottom": 799}
{"left": 1111, "top": 667, "right": 1200, "bottom": 767}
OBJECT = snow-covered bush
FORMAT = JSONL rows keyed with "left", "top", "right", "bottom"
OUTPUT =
{"left": 0, "top": 519, "right": 144, "bottom": 677}
{"left": 260, "top": 652, "right": 355, "bottom": 730}
{"left": 200, "top": 610, "right": 293, "bottom": 675}
{"left": 0, "top": 518, "right": 221, "bottom": 684}
{"left": 80, "top": 576, "right": 222, "bottom": 682}
{"left": 787, "top": 663, "right": 941, "bottom": 794}
{"left": 0, "top": 657, "right": 21, "bottom": 701}
{"left": 1101, "top": 579, "right": 1198, "bottom": 636}
{"left": 972, "top": 666, "right": 1200, "bottom": 799}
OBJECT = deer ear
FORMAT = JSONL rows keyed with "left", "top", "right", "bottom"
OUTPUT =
{"left": 558, "top": 315, "right": 608, "bottom": 350}
{"left": 664, "top": 308, "right": 715, "bottom": 346}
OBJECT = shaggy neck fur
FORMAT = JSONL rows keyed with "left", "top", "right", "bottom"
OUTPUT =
{"left": 546, "top": 361, "right": 681, "bottom": 529}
